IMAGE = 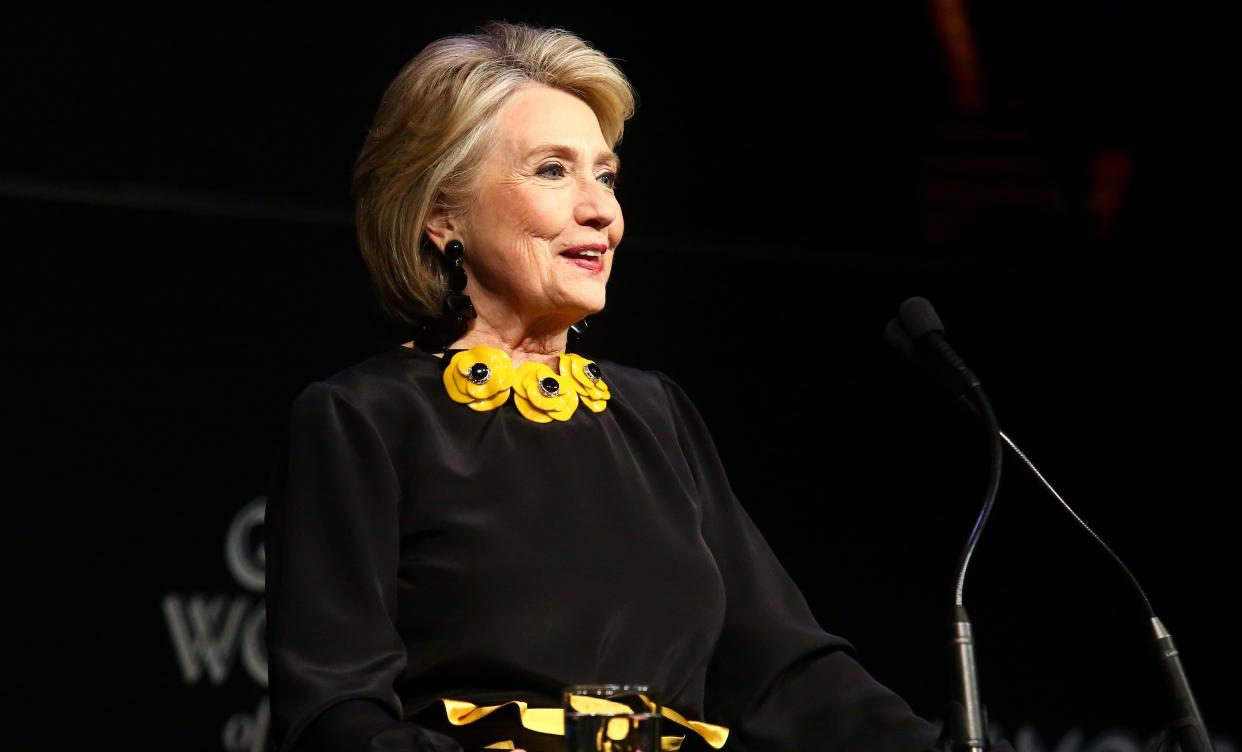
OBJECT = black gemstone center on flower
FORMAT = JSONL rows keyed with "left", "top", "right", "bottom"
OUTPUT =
{"left": 585, "top": 362, "right": 602, "bottom": 383}
{"left": 538, "top": 376, "right": 561, "bottom": 397}
{"left": 467, "top": 362, "right": 491, "bottom": 384}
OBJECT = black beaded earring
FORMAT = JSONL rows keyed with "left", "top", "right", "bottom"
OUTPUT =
{"left": 441, "top": 239, "right": 475, "bottom": 319}
{"left": 412, "top": 238, "right": 476, "bottom": 353}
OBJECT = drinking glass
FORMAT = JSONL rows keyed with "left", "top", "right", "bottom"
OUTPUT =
{"left": 563, "top": 684, "right": 660, "bottom": 752}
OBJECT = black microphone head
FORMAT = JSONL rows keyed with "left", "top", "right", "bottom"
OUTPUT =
{"left": 884, "top": 317, "right": 915, "bottom": 359}
{"left": 897, "top": 296, "right": 945, "bottom": 340}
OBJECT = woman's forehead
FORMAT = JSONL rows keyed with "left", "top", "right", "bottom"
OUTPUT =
{"left": 493, "top": 85, "right": 611, "bottom": 158}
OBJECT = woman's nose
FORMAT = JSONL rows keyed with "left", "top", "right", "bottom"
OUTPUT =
{"left": 573, "top": 174, "right": 618, "bottom": 229}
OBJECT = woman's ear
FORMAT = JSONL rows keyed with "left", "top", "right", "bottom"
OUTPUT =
{"left": 425, "top": 202, "right": 458, "bottom": 255}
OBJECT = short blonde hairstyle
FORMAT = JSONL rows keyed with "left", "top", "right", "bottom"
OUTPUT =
{"left": 353, "top": 20, "right": 639, "bottom": 326}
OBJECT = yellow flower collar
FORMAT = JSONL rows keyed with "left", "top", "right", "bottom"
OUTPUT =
{"left": 442, "top": 345, "right": 610, "bottom": 423}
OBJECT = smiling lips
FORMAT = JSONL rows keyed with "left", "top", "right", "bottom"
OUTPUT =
{"left": 559, "top": 244, "right": 607, "bottom": 274}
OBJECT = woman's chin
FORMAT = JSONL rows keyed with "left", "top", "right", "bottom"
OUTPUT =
{"left": 559, "top": 303, "right": 604, "bottom": 327}
{"left": 558, "top": 286, "right": 606, "bottom": 319}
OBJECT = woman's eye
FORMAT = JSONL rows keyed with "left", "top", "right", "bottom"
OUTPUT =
{"left": 536, "top": 162, "right": 566, "bottom": 178}
{"left": 537, "top": 163, "right": 619, "bottom": 190}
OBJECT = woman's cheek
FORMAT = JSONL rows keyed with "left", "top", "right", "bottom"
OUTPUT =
{"left": 507, "top": 196, "right": 561, "bottom": 241}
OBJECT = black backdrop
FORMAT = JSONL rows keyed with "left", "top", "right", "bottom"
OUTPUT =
{"left": 5, "top": 5, "right": 1237, "bottom": 751}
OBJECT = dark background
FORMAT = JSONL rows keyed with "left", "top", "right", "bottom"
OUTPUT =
{"left": 5, "top": 4, "right": 1236, "bottom": 750}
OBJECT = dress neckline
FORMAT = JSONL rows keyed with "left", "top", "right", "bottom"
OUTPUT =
{"left": 392, "top": 343, "right": 458, "bottom": 362}
{"left": 392, "top": 343, "right": 587, "bottom": 369}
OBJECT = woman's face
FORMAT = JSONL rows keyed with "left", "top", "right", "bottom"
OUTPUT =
{"left": 445, "top": 83, "right": 624, "bottom": 329}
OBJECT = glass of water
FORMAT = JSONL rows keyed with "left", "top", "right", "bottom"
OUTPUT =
{"left": 563, "top": 684, "right": 660, "bottom": 752}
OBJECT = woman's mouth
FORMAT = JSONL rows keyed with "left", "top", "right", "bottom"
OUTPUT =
{"left": 559, "top": 248, "right": 605, "bottom": 274}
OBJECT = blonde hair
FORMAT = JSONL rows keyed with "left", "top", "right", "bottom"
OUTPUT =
{"left": 353, "top": 20, "right": 639, "bottom": 326}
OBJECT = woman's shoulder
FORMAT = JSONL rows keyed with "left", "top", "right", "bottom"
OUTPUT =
{"left": 580, "top": 353, "right": 674, "bottom": 398}
{"left": 289, "top": 344, "right": 440, "bottom": 421}
{"left": 587, "top": 353, "right": 661, "bottom": 388}
{"left": 584, "top": 353, "right": 702, "bottom": 425}
{"left": 589, "top": 355, "right": 692, "bottom": 401}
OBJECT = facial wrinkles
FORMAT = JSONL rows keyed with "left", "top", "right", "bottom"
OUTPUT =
{"left": 457, "top": 85, "right": 619, "bottom": 329}
{"left": 470, "top": 163, "right": 559, "bottom": 315}
{"left": 540, "top": 162, "right": 619, "bottom": 294}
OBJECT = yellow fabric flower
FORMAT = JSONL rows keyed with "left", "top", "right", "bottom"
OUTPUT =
{"left": 433, "top": 696, "right": 729, "bottom": 750}
{"left": 442, "top": 345, "right": 515, "bottom": 411}
{"left": 513, "top": 361, "right": 580, "bottom": 423}
{"left": 559, "top": 353, "right": 610, "bottom": 412}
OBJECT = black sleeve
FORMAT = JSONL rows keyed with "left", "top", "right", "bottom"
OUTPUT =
{"left": 265, "top": 381, "right": 463, "bottom": 752}
{"left": 654, "top": 371, "right": 955, "bottom": 752}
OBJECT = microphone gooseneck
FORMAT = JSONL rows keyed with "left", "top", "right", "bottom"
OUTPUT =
{"left": 995, "top": 432, "right": 1213, "bottom": 752}
{"left": 956, "top": 383, "right": 1001, "bottom": 608}
{"left": 998, "top": 432, "right": 1154, "bottom": 617}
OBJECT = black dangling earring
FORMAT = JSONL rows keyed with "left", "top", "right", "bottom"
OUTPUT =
{"left": 441, "top": 239, "right": 475, "bottom": 320}
{"left": 569, "top": 317, "right": 589, "bottom": 338}
{"left": 413, "top": 238, "right": 476, "bottom": 353}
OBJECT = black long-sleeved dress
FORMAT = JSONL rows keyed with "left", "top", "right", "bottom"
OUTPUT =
{"left": 265, "top": 343, "right": 951, "bottom": 752}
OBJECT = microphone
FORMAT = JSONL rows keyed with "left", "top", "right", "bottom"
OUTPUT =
{"left": 886, "top": 297, "right": 1216, "bottom": 752}
{"left": 887, "top": 297, "right": 1000, "bottom": 752}
{"left": 885, "top": 297, "right": 980, "bottom": 405}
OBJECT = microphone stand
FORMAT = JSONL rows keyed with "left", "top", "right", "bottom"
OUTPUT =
{"left": 947, "top": 605, "right": 988, "bottom": 752}
{"left": 940, "top": 420, "right": 1216, "bottom": 752}
{"left": 996, "top": 434, "right": 1215, "bottom": 752}
{"left": 889, "top": 297, "right": 1215, "bottom": 751}
{"left": 1149, "top": 617, "right": 1214, "bottom": 752}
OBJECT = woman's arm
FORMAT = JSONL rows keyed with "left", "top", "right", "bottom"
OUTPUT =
{"left": 654, "top": 371, "right": 1007, "bottom": 752}
{"left": 265, "top": 380, "right": 463, "bottom": 752}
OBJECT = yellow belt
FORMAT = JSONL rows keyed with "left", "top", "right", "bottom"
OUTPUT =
{"left": 437, "top": 694, "right": 729, "bottom": 751}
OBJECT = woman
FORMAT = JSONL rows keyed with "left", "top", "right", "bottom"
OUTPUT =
{"left": 266, "top": 21, "right": 998, "bottom": 752}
